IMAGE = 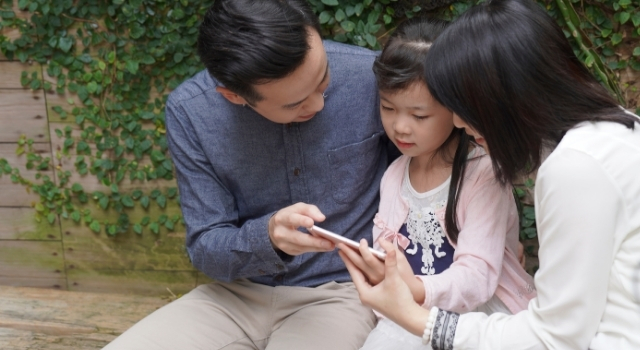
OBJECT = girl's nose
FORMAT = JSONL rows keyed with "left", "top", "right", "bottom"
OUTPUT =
{"left": 394, "top": 115, "right": 412, "bottom": 135}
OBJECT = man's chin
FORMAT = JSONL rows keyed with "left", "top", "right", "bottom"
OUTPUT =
{"left": 293, "top": 113, "right": 316, "bottom": 122}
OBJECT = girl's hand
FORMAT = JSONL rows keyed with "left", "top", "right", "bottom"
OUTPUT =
{"left": 337, "top": 239, "right": 386, "bottom": 284}
{"left": 338, "top": 239, "right": 426, "bottom": 304}
{"left": 339, "top": 241, "right": 430, "bottom": 336}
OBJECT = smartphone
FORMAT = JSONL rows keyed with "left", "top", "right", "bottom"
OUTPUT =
{"left": 308, "top": 225, "right": 386, "bottom": 260}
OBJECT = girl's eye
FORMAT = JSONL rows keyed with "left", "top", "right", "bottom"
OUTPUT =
{"left": 381, "top": 105, "right": 394, "bottom": 111}
{"left": 413, "top": 115, "right": 428, "bottom": 120}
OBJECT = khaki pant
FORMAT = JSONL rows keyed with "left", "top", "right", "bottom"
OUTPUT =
{"left": 103, "top": 279, "right": 376, "bottom": 350}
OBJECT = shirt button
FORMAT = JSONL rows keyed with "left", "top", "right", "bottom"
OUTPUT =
{"left": 293, "top": 168, "right": 301, "bottom": 176}
{"left": 276, "top": 264, "right": 284, "bottom": 270}
{"left": 258, "top": 269, "right": 266, "bottom": 275}
{"left": 275, "top": 275, "right": 284, "bottom": 282}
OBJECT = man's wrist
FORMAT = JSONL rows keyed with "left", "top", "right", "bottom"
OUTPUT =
{"left": 268, "top": 212, "right": 293, "bottom": 262}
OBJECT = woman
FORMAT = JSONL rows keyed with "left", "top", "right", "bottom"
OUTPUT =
{"left": 340, "top": 0, "right": 640, "bottom": 348}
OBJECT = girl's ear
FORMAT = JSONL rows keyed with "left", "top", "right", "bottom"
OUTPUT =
{"left": 215, "top": 86, "right": 248, "bottom": 105}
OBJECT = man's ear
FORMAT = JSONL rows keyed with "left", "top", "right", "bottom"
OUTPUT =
{"left": 215, "top": 86, "right": 248, "bottom": 105}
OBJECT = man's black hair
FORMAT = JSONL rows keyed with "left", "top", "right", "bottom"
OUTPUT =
{"left": 198, "top": 0, "right": 321, "bottom": 105}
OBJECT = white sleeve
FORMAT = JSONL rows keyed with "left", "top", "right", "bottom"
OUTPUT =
{"left": 448, "top": 148, "right": 619, "bottom": 350}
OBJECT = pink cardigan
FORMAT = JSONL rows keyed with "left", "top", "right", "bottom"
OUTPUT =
{"left": 373, "top": 152, "right": 536, "bottom": 314}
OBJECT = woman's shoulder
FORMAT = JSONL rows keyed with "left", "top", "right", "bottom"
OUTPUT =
{"left": 544, "top": 121, "right": 640, "bottom": 174}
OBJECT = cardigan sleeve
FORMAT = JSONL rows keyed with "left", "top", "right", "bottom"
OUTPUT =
{"left": 450, "top": 148, "right": 618, "bottom": 349}
{"left": 421, "top": 157, "right": 514, "bottom": 313}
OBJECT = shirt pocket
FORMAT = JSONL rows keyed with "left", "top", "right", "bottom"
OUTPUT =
{"left": 328, "top": 132, "right": 383, "bottom": 204}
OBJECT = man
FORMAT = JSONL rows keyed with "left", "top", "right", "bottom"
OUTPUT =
{"left": 103, "top": 1, "right": 391, "bottom": 348}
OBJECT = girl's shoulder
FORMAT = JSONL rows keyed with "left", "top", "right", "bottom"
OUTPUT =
{"left": 464, "top": 147, "right": 495, "bottom": 183}
{"left": 383, "top": 155, "right": 411, "bottom": 180}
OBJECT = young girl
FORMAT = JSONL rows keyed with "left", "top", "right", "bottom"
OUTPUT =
{"left": 338, "top": 18, "right": 536, "bottom": 349}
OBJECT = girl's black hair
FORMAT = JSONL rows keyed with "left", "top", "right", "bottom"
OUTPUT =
{"left": 373, "top": 17, "right": 470, "bottom": 243}
{"left": 425, "top": 0, "right": 636, "bottom": 187}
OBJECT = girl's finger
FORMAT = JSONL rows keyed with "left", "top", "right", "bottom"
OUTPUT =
{"left": 339, "top": 250, "right": 372, "bottom": 290}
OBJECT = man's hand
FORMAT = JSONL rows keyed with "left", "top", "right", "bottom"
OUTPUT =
{"left": 268, "top": 202, "right": 334, "bottom": 255}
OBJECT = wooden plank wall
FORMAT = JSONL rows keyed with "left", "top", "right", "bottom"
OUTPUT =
{"left": 0, "top": 18, "right": 205, "bottom": 295}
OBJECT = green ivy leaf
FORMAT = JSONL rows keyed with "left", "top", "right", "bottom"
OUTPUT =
{"left": 130, "top": 23, "right": 146, "bottom": 39}
{"left": 365, "top": 33, "right": 377, "bottom": 48}
{"left": 619, "top": 11, "right": 630, "bottom": 24}
{"left": 0, "top": 10, "right": 16, "bottom": 18}
{"left": 156, "top": 195, "right": 167, "bottom": 208}
{"left": 99, "top": 196, "right": 109, "bottom": 210}
{"left": 523, "top": 206, "right": 536, "bottom": 220}
{"left": 618, "top": 0, "right": 631, "bottom": 7}
{"left": 121, "top": 196, "right": 134, "bottom": 208}
{"left": 140, "top": 196, "right": 150, "bottom": 209}
{"left": 321, "top": 0, "right": 339, "bottom": 6}
{"left": 149, "top": 222, "right": 159, "bottom": 234}
{"left": 345, "top": 6, "right": 355, "bottom": 17}
{"left": 89, "top": 220, "right": 101, "bottom": 233}
{"left": 87, "top": 81, "right": 98, "bottom": 94}
{"left": 125, "top": 61, "right": 139, "bottom": 74}
{"left": 340, "top": 20, "right": 356, "bottom": 32}
{"left": 133, "top": 223, "right": 143, "bottom": 234}
{"left": 523, "top": 227, "right": 537, "bottom": 239}
{"left": 633, "top": 47, "right": 640, "bottom": 57}
{"left": 611, "top": 33, "right": 623, "bottom": 45}
{"left": 58, "top": 37, "right": 74, "bottom": 53}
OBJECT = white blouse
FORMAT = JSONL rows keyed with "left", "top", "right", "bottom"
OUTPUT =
{"left": 445, "top": 121, "right": 640, "bottom": 349}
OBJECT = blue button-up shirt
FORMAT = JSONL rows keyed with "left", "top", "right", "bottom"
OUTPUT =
{"left": 165, "top": 40, "right": 391, "bottom": 287}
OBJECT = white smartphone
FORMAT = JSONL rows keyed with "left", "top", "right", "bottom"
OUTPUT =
{"left": 308, "top": 225, "right": 386, "bottom": 260}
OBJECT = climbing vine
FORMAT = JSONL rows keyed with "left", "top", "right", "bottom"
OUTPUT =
{"left": 0, "top": 0, "right": 636, "bottom": 241}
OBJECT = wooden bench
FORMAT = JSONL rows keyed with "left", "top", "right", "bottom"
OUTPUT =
{"left": 0, "top": 285, "right": 169, "bottom": 349}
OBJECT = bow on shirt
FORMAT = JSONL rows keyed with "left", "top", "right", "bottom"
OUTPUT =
{"left": 373, "top": 214, "right": 411, "bottom": 250}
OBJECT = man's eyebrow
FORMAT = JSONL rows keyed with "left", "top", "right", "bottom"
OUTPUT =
{"left": 281, "top": 60, "right": 330, "bottom": 109}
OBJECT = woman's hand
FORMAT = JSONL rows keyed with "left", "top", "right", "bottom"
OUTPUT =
{"left": 337, "top": 239, "right": 425, "bottom": 304}
{"left": 339, "top": 239, "right": 431, "bottom": 336}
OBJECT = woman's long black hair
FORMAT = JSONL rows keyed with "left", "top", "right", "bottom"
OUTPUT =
{"left": 425, "top": 0, "right": 636, "bottom": 186}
